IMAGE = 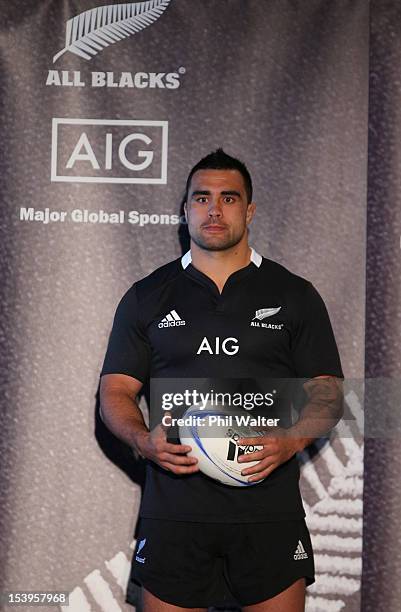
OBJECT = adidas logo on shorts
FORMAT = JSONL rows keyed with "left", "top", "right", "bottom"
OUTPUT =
{"left": 293, "top": 539, "right": 308, "bottom": 560}
{"left": 158, "top": 310, "right": 186, "bottom": 328}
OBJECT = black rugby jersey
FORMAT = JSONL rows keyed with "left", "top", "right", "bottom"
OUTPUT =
{"left": 101, "top": 248, "right": 343, "bottom": 522}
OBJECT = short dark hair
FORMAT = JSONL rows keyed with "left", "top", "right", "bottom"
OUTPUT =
{"left": 185, "top": 148, "right": 253, "bottom": 203}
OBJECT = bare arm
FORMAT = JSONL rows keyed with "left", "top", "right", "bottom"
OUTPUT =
{"left": 100, "top": 373, "right": 149, "bottom": 450}
{"left": 238, "top": 375, "right": 344, "bottom": 482}
{"left": 288, "top": 375, "right": 344, "bottom": 451}
{"left": 99, "top": 373, "right": 199, "bottom": 474}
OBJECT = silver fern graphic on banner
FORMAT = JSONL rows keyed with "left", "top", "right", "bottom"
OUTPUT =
{"left": 53, "top": 1, "right": 171, "bottom": 63}
{"left": 301, "top": 387, "right": 364, "bottom": 611}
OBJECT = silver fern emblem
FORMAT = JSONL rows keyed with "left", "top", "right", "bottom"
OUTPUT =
{"left": 53, "top": 1, "right": 171, "bottom": 63}
{"left": 136, "top": 538, "right": 146, "bottom": 554}
{"left": 254, "top": 307, "right": 282, "bottom": 320}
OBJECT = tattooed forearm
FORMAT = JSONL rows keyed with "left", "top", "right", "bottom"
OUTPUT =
{"left": 287, "top": 375, "right": 344, "bottom": 450}
{"left": 303, "top": 375, "right": 344, "bottom": 415}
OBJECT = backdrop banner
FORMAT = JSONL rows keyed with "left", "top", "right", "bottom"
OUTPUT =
{"left": 362, "top": 3, "right": 401, "bottom": 611}
{"left": 0, "top": 1, "right": 369, "bottom": 611}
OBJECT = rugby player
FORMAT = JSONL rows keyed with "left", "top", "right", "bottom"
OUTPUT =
{"left": 100, "top": 149, "right": 344, "bottom": 611}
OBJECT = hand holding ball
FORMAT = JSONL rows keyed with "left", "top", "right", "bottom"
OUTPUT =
{"left": 178, "top": 404, "right": 265, "bottom": 487}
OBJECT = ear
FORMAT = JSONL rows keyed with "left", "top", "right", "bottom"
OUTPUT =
{"left": 183, "top": 200, "right": 188, "bottom": 221}
{"left": 246, "top": 201, "right": 256, "bottom": 225}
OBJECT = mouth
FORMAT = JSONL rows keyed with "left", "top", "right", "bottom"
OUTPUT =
{"left": 202, "top": 224, "right": 227, "bottom": 233}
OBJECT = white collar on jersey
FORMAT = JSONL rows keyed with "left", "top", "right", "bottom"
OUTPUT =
{"left": 181, "top": 247, "right": 262, "bottom": 269}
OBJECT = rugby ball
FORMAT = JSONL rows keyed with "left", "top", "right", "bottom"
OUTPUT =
{"left": 178, "top": 403, "right": 265, "bottom": 487}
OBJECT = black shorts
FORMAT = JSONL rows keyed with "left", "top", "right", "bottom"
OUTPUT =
{"left": 130, "top": 517, "right": 315, "bottom": 608}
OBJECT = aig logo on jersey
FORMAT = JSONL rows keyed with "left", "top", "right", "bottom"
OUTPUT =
{"left": 250, "top": 307, "right": 284, "bottom": 330}
{"left": 197, "top": 337, "right": 239, "bottom": 356}
{"left": 51, "top": 118, "right": 168, "bottom": 184}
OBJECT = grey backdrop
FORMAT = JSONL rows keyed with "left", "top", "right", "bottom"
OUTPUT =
{"left": 0, "top": 1, "right": 377, "bottom": 611}
{"left": 362, "top": 2, "right": 401, "bottom": 611}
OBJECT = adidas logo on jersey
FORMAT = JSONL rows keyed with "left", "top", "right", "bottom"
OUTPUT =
{"left": 158, "top": 310, "right": 186, "bottom": 328}
{"left": 293, "top": 540, "right": 308, "bottom": 560}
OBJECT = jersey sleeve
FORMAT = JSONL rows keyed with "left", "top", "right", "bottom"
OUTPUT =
{"left": 291, "top": 281, "right": 344, "bottom": 380}
{"left": 100, "top": 284, "right": 151, "bottom": 383}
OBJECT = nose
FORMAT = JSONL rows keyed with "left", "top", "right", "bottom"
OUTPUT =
{"left": 208, "top": 198, "right": 222, "bottom": 218}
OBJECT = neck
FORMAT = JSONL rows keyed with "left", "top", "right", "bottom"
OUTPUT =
{"left": 189, "top": 239, "right": 252, "bottom": 292}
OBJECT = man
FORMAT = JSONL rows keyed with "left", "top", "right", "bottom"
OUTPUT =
{"left": 99, "top": 149, "right": 344, "bottom": 611}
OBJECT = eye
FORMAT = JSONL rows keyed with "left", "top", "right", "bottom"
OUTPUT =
{"left": 223, "top": 196, "right": 235, "bottom": 204}
{"left": 195, "top": 196, "right": 208, "bottom": 203}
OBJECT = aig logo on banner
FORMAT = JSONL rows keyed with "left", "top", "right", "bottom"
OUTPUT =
{"left": 51, "top": 118, "right": 168, "bottom": 183}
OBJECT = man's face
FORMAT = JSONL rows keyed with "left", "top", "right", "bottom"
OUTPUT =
{"left": 184, "top": 169, "right": 256, "bottom": 251}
